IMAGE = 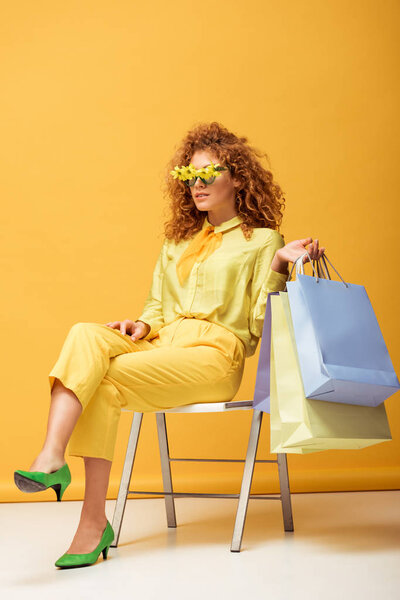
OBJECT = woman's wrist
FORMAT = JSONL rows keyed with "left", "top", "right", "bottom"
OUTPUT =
{"left": 271, "top": 249, "right": 289, "bottom": 275}
{"left": 135, "top": 320, "right": 151, "bottom": 336}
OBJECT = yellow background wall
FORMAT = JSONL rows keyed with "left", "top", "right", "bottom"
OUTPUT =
{"left": 1, "top": 0, "right": 399, "bottom": 503}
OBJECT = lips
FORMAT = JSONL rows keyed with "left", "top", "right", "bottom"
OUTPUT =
{"left": 195, "top": 193, "right": 209, "bottom": 198}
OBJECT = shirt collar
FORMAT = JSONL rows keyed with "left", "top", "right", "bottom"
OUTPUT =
{"left": 202, "top": 214, "right": 243, "bottom": 233}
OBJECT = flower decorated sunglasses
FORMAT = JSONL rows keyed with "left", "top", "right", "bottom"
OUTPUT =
{"left": 170, "top": 161, "right": 229, "bottom": 187}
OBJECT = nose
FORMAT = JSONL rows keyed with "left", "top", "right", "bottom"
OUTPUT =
{"left": 193, "top": 177, "right": 206, "bottom": 189}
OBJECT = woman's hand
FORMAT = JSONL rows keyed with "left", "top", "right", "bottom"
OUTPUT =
{"left": 280, "top": 237, "right": 325, "bottom": 265}
{"left": 104, "top": 319, "right": 150, "bottom": 341}
{"left": 271, "top": 237, "right": 325, "bottom": 274}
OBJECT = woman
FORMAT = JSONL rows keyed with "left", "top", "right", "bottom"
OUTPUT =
{"left": 14, "top": 121, "right": 324, "bottom": 568}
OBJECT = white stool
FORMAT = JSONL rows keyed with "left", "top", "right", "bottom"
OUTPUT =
{"left": 111, "top": 399, "right": 294, "bottom": 552}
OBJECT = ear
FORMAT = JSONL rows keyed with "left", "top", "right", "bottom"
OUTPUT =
{"left": 233, "top": 177, "right": 241, "bottom": 189}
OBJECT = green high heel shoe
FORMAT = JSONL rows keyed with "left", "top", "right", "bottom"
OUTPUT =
{"left": 55, "top": 521, "right": 115, "bottom": 568}
{"left": 14, "top": 463, "right": 71, "bottom": 501}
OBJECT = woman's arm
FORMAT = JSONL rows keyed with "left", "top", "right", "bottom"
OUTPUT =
{"left": 249, "top": 234, "right": 325, "bottom": 339}
{"left": 249, "top": 231, "right": 289, "bottom": 339}
{"left": 136, "top": 239, "right": 169, "bottom": 340}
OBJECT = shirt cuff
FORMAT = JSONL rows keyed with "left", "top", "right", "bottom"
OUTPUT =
{"left": 135, "top": 318, "right": 161, "bottom": 341}
{"left": 266, "top": 266, "right": 289, "bottom": 290}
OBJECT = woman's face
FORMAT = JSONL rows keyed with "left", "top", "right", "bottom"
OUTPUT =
{"left": 189, "top": 150, "right": 239, "bottom": 214}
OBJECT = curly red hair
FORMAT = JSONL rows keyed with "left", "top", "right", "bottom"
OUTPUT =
{"left": 160, "top": 121, "right": 286, "bottom": 244}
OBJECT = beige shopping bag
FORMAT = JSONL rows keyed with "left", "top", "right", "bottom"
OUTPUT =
{"left": 270, "top": 292, "right": 392, "bottom": 454}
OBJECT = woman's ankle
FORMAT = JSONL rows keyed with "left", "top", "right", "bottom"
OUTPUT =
{"left": 78, "top": 513, "right": 108, "bottom": 530}
{"left": 29, "top": 448, "right": 65, "bottom": 472}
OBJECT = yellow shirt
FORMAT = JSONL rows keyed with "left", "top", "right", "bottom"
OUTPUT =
{"left": 137, "top": 214, "right": 289, "bottom": 357}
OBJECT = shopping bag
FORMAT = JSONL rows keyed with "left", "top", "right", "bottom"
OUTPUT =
{"left": 269, "top": 326, "right": 316, "bottom": 454}
{"left": 270, "top": 291, "right": 392, "bottom": 454}
{"left": 286, "top": 252, "right": 400, "bottom": 407}
{"left": 252, "top": 291, "right": 280, "bottom": 413}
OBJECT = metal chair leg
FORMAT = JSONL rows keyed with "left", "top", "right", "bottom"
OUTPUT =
{"left": 277, "top": 453, "right": 294, "bottom": 532}
{"left": 111, "top": 412, "right": 143, "bottom": 547}
{"left": 156, "top": 412, "right": 177, "bottom": 528}
{"left": 230, "top": 409, "right": 263, "bottom": 552}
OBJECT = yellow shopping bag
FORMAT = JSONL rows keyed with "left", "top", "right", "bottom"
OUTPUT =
{"left": 270, "top": 292, "right": 392, "bottom": 454}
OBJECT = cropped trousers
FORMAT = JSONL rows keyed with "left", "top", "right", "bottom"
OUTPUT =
{"left": 48, "top": 316, "right": 246, "bottom": 462}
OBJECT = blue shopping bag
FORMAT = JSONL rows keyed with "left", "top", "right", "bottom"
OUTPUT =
{"left": 286, "top": 252, "right": 400, "bottom": 407}
{"left": 252, "top": 291, "right": 280, "bottom": 413}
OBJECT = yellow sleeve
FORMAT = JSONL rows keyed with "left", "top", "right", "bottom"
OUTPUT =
{"left": 136, "top": 239, "right": 168, "bottom": 340}
{"left": 249, "top": 231, "right": 289, "bottom": 339}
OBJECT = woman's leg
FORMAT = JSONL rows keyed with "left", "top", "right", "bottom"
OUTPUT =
{"left": 27, "top": 378, "right": 110, "bottom": 554}
{"left": 29, "top": 377, "right": 82, "bottom": 473}
{"left": 29, "top": 376, "right": 113, "bottom": 554}
{"left": 27, "top": 322, "right": 155, "bottom": 554}
{"left": 65, "top": 457, "right": 111, "bottom": 554}
{"left": 31, "top": 321, "right": 153, "bottom": 473}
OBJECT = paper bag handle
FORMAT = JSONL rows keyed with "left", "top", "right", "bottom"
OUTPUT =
{"left": 287, "top": 250, "right": 349, "bottom": 288}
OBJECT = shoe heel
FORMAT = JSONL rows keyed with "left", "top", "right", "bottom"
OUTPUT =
{"left": 52, "top": 481, "right": 68, "bottom": 502}
{"left": 102, "top": 545, "right": 110, "bottom": 560}
{"left": 51, "top": 484, "right": 62, "bottom": 501}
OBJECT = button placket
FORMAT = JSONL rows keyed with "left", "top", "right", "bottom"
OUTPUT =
{"left": 187, "top": 261, "right": 200, "bottom": 313}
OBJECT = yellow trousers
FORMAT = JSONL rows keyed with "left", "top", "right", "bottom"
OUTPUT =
{"left": 48, "top": 316, "right": 246, "bottom": 462}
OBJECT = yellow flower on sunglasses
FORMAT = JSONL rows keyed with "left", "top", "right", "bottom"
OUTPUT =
{"left": 170, "top": 161, "right": 228, "bottom": 186}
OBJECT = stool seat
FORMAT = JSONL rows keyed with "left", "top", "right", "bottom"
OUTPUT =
{"left": 122, "top": 399, "right": 254, "bottom": 414}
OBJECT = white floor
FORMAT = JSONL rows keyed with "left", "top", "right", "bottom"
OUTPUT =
{"left": 2, "top": 491, "right": 400, "bottom": 600}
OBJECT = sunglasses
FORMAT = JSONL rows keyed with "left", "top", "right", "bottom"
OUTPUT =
{"left": 184, "top": 167, "right": 229, "bottom": 187}
{"left": 170, "top": 161, "right": 230, "bottom": 187}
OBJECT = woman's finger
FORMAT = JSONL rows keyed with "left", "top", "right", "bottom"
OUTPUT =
{"left": 300, "top": 237, "right": 313, "bottom": 245}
